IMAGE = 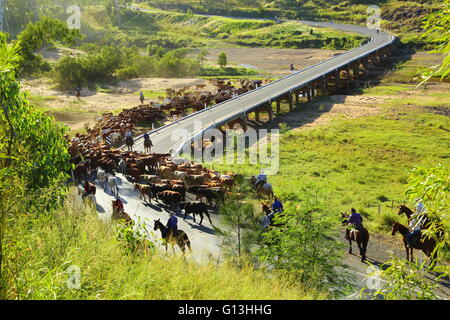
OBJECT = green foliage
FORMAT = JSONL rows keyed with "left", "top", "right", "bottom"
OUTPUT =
{"left": 279, "top": 122, "right": 291, "bottom": 134}
{"left": 116, "top": 218, "right": 155, "bottom": 256}
{"left": 15, "top": 17, "right": 81, "bottom": 74}
{"left": 199, "top": 65, "right": 259, "bottom": 77}
{"left": 255, "top": 187, "right": 351, "bottom": 297}
{"left": 218, "top": 52, "right": 227, "bottom": 68}
{"left": 52, "top": 44, "right": 200, "bottom": 88}
{"left": 419, "top": 0, "right": 450, "bottom": 84}
{"left": 365, "top": 165, "right": 449, "bottom": 300}
{"left": 370, "top": 257, "right": 441, "bottom": 300}
{"left": 0, "top": 40, "right": 70, "bottom": 189}
{"left": 218, "top": 193, "right": 261, "bottom": 260}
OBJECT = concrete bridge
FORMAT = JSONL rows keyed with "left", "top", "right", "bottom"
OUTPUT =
{"left": 130, "top": 20, "right": 396, "bottom": 155}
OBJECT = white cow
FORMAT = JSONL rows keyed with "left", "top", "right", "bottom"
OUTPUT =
{"left": 107, "top": 175, "right": 119, "bottom": 196}
{"left": 110, "top": 132, "right": 121, "bottom": 144}
{"left": 97, "top": 168, "right": 107, "bottom": 189}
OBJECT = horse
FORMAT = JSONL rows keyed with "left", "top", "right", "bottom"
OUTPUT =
{"left": 250, "top": 176, "right": 274, "bottom": 199}
{"left": 398, "top": 204, "right": 445, "bottom": 239}
{"left": 153, "top": 219, "right": 191, "bottom": 254}
{"left": 391, "top": 221, "right": 437, "bottom": 266}
{"left": 107, "top": 174, "right": 119, "bottom": 196}
{"left": 341, "top": 213, "right": 369, "bottom": 262}
{"left": 256, "top": 183, "right": 274, "bottom": 199}
{"left": 144, "top": 138, "right": 153, "bottom": 153}
{"left": 125, "top": 136, "right": 134, "bottom": 152}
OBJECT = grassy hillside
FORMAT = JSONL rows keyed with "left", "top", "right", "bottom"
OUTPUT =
{"left": 2, "top": 190, "right": 322, "bottom": 300}
{"left": 78, "top": 6, "right": 367, "bottom": 50}
{"left": 142, "top": 0, "right": 444, "bottom": 49}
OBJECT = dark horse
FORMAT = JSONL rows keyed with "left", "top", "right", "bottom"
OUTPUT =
{"left": 125, "top": 136, "right": 134, "bottom": 152}
{"left": 391, "top": 221, "right": 437, "bottom": 267}
{"left": 398, "top": 205, "right": 444, "bottom": 239}
{"left": 341, "top": 213, "right": 369, "bottom": 262}
{"left": 153, "top": 219, "right": 191, "bottom": 254}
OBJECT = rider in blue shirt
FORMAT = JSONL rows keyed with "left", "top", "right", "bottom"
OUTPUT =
{"left": 272, "top": 197, "right": 284, "bottom": 214}
{"left": 167, "top": 213, "right": 178, "bottom": 234}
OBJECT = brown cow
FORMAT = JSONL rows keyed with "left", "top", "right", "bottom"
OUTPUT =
{"left": 157, "top": 190, "right": 183, "bottom": 207}
{"left": 134, "top": 183, "right": 152, "bottom": 203}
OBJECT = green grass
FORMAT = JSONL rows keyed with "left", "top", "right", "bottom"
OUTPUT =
{"left": 139, "top": 0, "right": 444, "bottom": 50}
{"left": 211, "top": 105, "right": 450, "bottom": 232}
{"left": 199, "top": 65, "right": 261, "bottom": 77}
{"left": 80, "top": 6, "right": 367, "bottom": 51}
{"left": 3, "top": 190, "right": 323, "bottom": 300}
{"left": 204, "top": 48, "right": 450, "bottom": 233}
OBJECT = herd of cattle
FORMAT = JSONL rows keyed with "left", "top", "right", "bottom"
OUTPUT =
{"left": 81, "top": 79, "right": 268, "bottom": 147}
{"left": 67, "top": 79, "right": 270, "bottom": 225}
{"left": 69, "top": 130, "right": 242, "bottom": 225}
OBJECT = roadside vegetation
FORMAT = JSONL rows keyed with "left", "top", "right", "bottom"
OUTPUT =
{"left": 0, "top": 42, "right": 323, "bottom": 300}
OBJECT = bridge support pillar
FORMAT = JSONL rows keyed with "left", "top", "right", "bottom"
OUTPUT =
{"left": 322, "top": 78, "right": 328, "bottom": 96}
{"left": 306, "top": 87, "right": 311, "bottom": 102}
{"left": 276, "top": 99, "right": 281, "bottom": 114}
{"left": 255, "top": 110, "right": 260, "bottom": 123}
{"left": 288, "top": 94, "right": 293, "bottom": 111}
{"left": 294, "top": 91, "right": 300, "bottom": 104}
{"left": 267, "top": 103, "right": 274, "bottom": 121}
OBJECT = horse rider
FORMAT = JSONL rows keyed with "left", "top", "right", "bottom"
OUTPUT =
{"left": 167, "top": 212, "right": 178, "bottom": 237}
{"left": 415, "top": 198, "right": 425, "bottom": 215}
{"left": 83, "top": 180, "right": 91, "bottom": 197}
{"left": 144, "top": 132, "right": 153, "bottom": 153}
{"left": 254, "top": 170, "right": 267, "bottom": 190}
{"left": 262, "top": 210, "right": 275, "bottom": 229}
{"left": 406, "top": 213, "right": 426, "bottom": 248}
{"left": 139, "top": 91, "right": 145, "bottom": 105}
{"left": 125, "top": 129, "right": 133, "bottom": 145}
{"left": 272, "top": 197, "right": 284, "bottom": 214}
{"left": 345, "top": 208, "right": 363, "bottom": 240}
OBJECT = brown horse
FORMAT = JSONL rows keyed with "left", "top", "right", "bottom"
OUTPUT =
{"left": 341, "top": 213, "right": 369, "bottom": 262}
{"left": 391, "top": 221, "right": 437, "bottom": 266}
{"left": 153, "top": 219, "right": 191, "bottom": 254}
{"left": 398, "top": 205, "right": 445, "bottom": 239}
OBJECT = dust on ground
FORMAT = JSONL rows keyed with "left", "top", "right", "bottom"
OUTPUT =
{"left": 21, "top": 77, "right": 217, "bottom": 131}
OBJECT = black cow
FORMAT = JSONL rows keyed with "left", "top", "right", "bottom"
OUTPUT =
{"left": 196, "top": 188, "right": 225, "bottom": 206}
{"left": 180, "top": 202, "right": 212, "bottom": 225}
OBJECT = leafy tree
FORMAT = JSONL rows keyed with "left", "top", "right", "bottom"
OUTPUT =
{"left": 15, "top": 17, "right": 81, "bottom": 74}
{"left": 255, "top": 187, "right": 352, "bottom": 297}
{"left": 1, "top": 34, "right": 71, "bottom": 296}
{"left": 367, "top": 165, "right": 449, "bottom": 300}
{"left": 218, "top": 52, "right": 228, "bottom": 68}
{"left": 197, "top": 49, "right": 209, "bottom": 66}
{"left": 419, "top": 0, "right": 450, "bottom": 85}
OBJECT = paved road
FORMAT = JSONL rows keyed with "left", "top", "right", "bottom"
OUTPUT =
{"left": 91, "top": 174, "right": 223, "bottom": 262}
{"left": 122, "top": 6, "right": 395, "bottom": 155}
